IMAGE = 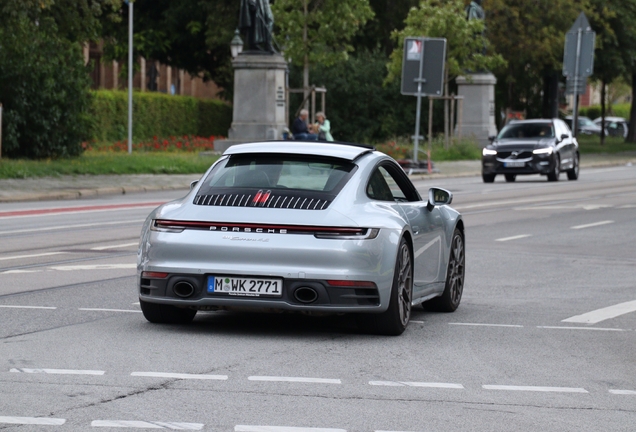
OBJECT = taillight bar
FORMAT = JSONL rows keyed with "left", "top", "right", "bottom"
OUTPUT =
{"left": 152, "top": 219, "right": 378, "bottom": 238}
{"left": 327, "top": 280, "right": 377, "bottom": 288}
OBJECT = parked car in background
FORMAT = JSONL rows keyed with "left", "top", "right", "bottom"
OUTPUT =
{"left": 564, "top": 116, "right": 603, "bottom": 135}
{"left": 593, "top": 116, "right": 629, "bottom": 138}
{"left": 482, "top": 119, "right": 579, "bottom": 183}
{"left": 138, "top": 141, "right": 466, "bottom": 336}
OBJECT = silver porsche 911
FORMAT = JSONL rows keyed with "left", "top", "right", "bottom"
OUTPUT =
{"left": 137, "top": 141, "right": 465, "bottom": 335}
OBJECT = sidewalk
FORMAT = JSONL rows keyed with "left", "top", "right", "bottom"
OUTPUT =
{"left": 0, "top": 152, "right": 634, "bottom": 203}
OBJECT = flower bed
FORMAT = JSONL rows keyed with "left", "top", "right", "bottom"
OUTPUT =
{"left": 84, "top": 135, "right": 220, "bottom": 153}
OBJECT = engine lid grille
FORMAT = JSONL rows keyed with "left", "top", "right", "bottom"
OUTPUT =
{"left": 194, "top": 190, "right": 332, "bottom": 210}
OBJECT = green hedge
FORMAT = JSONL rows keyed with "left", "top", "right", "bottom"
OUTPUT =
{"left": 89, "top": 90, "right": 232, "bottom": 142}
{"left": 579, "top": 103, "right": 631, "bottom": 120}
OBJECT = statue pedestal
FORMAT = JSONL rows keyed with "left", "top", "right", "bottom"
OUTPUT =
{"left": 456, "top": 73, "right": 497, "bottom": 147}
{"left": 215, "top": 53, "right": 288, "bottom": 153}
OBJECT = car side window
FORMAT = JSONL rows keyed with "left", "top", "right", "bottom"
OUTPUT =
{"left": 367, "top": 165, "right": 414, "bottom": 202}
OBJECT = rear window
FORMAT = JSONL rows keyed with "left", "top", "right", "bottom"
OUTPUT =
{"left": 498, "top": 123, "right": 554, "bottom": 139}
{"left": 194, "top": 154, "right": 357, "bottom": 210}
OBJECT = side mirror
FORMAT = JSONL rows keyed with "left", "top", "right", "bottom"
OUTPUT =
{"left": 427, "top": 187, "right": 453, "bottom": 211}
{"left": 190, "top": 180, "right": 199, "bottom": 190}
{"left": 560, "top": 134, "right": 569, "bottom": 141}
{"left": 488, "top": 135, "right": 496, "bottom": 143}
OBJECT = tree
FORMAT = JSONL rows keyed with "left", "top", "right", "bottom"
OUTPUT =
{"left": 585, "top": 0, "right": 636, "bottom": 143}
{"left": 271, "top": 0, "right": 374, "bottom": 103}
{"left": 353, "top": 0, "right": 419, "bottom": 55}
{"left": 102, "top": 0, "right": 238, "bottom": 93}
{"left": 486, "top": 0, "right": 582, "bottom": 119}
{"left": 386, "top": 0, "right": 505, "bottom": 143}
{"left": 0, "top": 17, "right": 92, "bottom": 158}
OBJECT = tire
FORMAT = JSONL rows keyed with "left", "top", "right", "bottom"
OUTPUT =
{"left": 567, "top": 153, "right": 579, "bottom": 180}
{"left": 140, "top": 300, "right": 197, "bottom": 324}
{"left": 482, "top": 173, "right": 496, "bottom": 183}
{"left": 357, "top": 238, "right": 413, "bottom": 336}
{"left": 504, "top": 174, "right": 516, "bottom": 182}
{"left": 423, "top": 228, "right": 465, "bottom": 312}
{"left": 547, "top": 156, "right": 560, "bottom": 181}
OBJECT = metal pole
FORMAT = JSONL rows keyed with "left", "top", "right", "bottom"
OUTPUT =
{"left": 413, "top": 40, "right": 426, "bottom": 163}
{"left": 428, "top": 98, "right": 433, "bottom": 174}
{"left": 127, "top": 0, "right": 134, "bottom": 154}
{"left": 572, "top": 26, "right": 582, "bottom": 138}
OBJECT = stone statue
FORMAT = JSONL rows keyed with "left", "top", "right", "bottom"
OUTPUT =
{"left": 465, "top": 0, "right": 485, "bottom": 21}
{"left": 239, "top": 0, "right": 276, "bottom": 53}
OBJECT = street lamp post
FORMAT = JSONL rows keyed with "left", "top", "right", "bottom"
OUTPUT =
{"left": 230, "top": 29, "right": 244, "bottom": 59}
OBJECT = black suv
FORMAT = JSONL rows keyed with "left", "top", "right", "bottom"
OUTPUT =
{"left": 481, "top": 119, "right": 579, "bottom": 183}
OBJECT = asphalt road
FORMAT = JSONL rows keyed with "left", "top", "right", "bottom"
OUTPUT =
{"left": 1, "top": 166, "right": 635, "bottom": 431}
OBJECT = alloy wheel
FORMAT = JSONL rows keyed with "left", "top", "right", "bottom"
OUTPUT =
{"left": 448, "top": 234, "right": 465, "bottom": 305}
{"left": 397, "top": 243, "right": 413, "bottom": 327}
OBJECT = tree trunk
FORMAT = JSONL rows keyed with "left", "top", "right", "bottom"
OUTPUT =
{"left": 627, "top": 72, "right": 636, "bottom": 143}
{"left": 542, "top": 70, "right": 559, "bottom": 119}
{"left": 600, "top": 80, "right": 606, "bottom": 146}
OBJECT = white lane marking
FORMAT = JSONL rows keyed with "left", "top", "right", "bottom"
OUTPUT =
{"left": 449, "top": 322, "right": 523, "bottom": 328}
{"left": 79, "top": 308, "right": 142, "bottom": 313}
{"left": 248, "top": 376, "right": 341, "bottom": 384}
{"left": 131, "top": 372, "right": 228, "bottom": 380}
{"left": 50, "top": 264, "right": 137, "bottom": 271}
{"left": 91, "top": 242, "right": 139, "bottom": 251}
{"left": 0, "top": 305, "right": 56, "bottom": 310}
{"left": 571, "top": 220, "right": 614, "bottom": 230}
{"left": 1, "top": 269, "right": 40, "bottom": 274}
{"left": 495, "top": 234, "right": 531, "bottom": 242}
{"left": 0, "top": 416, "right": 66, "bottom": 425}
{"left": 0, "top": 252, "right": 66, "bottom": 262}
{"left": 92, "top": 420, "right": 203, "bottom": 429}
{"left": 0, "top": 219, "right": 145, "bottom": 235}
{"left": 10, "top": 368, "right": 104, "bottom": 375}
{"left": 514, "top": 204, "right": 612, "bottom": 211}
{"left": 483, "top": 385, "right": 588, "bottom": 393}
{"left": 610, "top": 390, "right": 636, "bottom": 395}
{"left": 236, "top": 427, "right": 346, "bottom": 432}
{"left": 369, "top": 381, "right": 463, "bottom": 389}
{"left": 562, "top": 300, "right": 636, "bottom": 324}
{"left": 537, "top": 326, "right": 627, "bottom": 332}
{"left": 410, "top": 320, "right": 424, "bottom": 324}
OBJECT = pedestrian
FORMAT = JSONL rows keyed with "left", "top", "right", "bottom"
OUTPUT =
{"left": 291, "top": 109, "right": 318, "bottom": 141}
{"left": 315, "top": 112, "right": 334, "bottom": 141}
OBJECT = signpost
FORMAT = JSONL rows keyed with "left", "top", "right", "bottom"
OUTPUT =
{"left": 401, "top": 37, "right": 446, "bottom": 167}
{"left": 563, "top": 12, "right": 595, "bottom": 137}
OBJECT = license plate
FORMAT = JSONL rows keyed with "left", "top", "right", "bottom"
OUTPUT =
{"left": 504, "top": 161, "right": 525, "bottom": 168}
{"left": 207, "top": 276, "right": 283, "bottom": 297}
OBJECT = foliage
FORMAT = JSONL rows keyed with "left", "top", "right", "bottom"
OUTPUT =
{"left": 376, "top": 136, "right": 482, "bottom": 161}
{"left": 303, "top": 50, "right": 449, "bottom": 143}
{"left": 576, "top": 134, "right": 636, "bottom": 153}
{"left": 386, "top": 0, "right": 506, "bottom": 84}
{"left": 272, "top": 0, "right": 374, "bottom": 69}
{"left": 87, "top": 136, "right": 217, "bottom": 153}
{"left": 101, "top": 0, "right": 236, "bottom": 93}
{"left": 89, "top": 90, "right": 231, "bottom": 142}
{"left": 0, "top": 17, "right": 92, "bottom": 159}
{"left": 487, "top": 0, "right": 582, "bottom": 117}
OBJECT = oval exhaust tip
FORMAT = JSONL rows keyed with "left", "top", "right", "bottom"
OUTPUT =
{"left": 294, "top": 287, "right": 318, "bottom": 304}
{"left": 173, "top": 281, "right": 195, "bottom": 298}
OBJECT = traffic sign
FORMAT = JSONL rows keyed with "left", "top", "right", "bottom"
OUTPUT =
{"left": 401, "top": 37, "right": 446, "bottom": 97}
{"left": 563, "top": 12, "right": 595, "bottom": 80}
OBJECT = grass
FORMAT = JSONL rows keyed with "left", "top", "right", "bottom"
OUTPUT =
{"left": 0, "top": 152, "right": 218, "bottom": 179}
{"left": 376, "top": 136, "right": 483, "bottom": 161}
{"left": 575, "top": 134, "right": 636, "bottom": 154}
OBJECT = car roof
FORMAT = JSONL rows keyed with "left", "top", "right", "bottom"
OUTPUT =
{"left": 223, "top": 141, "right": 374, "bottom": 161}
{"left": 508, "top": 119, "right": 554, "bottom": 124}
{"left": 593, "top": 116, "right": 626, "bottom": 122}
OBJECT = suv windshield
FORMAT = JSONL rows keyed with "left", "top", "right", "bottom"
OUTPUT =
{"left": 498, "top": 123, "right": 554, "bottom": 139}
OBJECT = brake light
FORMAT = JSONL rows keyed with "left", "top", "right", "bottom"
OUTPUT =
{"left": 141, "top": 271, "right": 169, "bottom": 279}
